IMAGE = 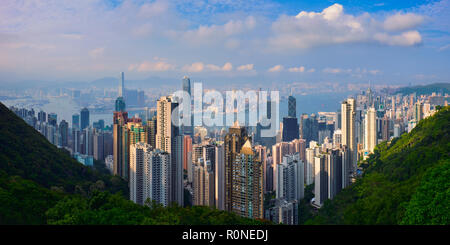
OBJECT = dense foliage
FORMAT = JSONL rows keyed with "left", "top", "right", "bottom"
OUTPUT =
{"left": 305, "top": 106, "right": 450, "bottom": 225}
{"left": 0, "top": 102, "right": 267, "bottom": 225}
{"left": 46, "top": 191, "right": 269, "bottom": 225}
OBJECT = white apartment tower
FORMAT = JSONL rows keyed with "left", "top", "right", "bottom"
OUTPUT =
{"left": 341, "top": 98, "right": 357, "bottom": 179}
{"left": 364, "top": 107, "right": 377, "bottom": 153}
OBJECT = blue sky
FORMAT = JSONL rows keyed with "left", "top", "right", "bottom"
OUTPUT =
{"left": 0, "top": 0, "right": 449, "bottom": 86}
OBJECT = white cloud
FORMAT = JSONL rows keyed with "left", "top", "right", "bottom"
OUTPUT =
{"left": 237, "top": 64, "right": 254, "bottom": 71}
{"left": 89, "top": 47, "right": 105, "bottom": 59}
{"left": 129, "top": 59, "right": 175, "bottom": 72}
{"left": 268, "top": 3, "right": 424, "bottom": 51}
{"left": 323, "top": 67, "right": 381, "bottom": 76}
{"left": 181, "top": 16, "right": 256, "bottom": 45}
{"left": 268, "top": 65, "right": 284, "bottom": 72}
{"left": 323, "top": 68, "right": 350, "bottom": 74}
{"left": 205, "top": 62, "right": 233, "bottom": 71}
{"left": 138, "top": 0, "right": 169, "bottom": 18}
{"left": 182, "top": 62, "right": 205, "bottom": 72}
{"left": 383, "top": 13, "right": 424, "bottom": 32}
{"left": 374, "top": 30, "right": 422, "bottom": 46}
{"left": 288, "top": 66, "right": 305, "bottom": 72}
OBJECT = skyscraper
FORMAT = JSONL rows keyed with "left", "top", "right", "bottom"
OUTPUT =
{"left": 72, "top": 113, "right": 80, "bottom": 130}
{"left": 341, "top": 98, "right": 356, "bottom": 179}
{"left": 182, "top": 76, "right": 191, "bottom": 96}
{"left": 155, "top": 96, "right": 183, "bottom": 206}
{"left": 364, "top": 107, "right": 377, "bottom": 153}
{"left": 181, "top": 76, "right": 193, "bottom": 136}
{"left": 80, "top": 107, "right": 90, "bottom": 130}
{"left": 288, "top": 95, "right": 296, "bottom": 118}
{"left": 313, "top": 154, "right": 327, "bottom": 207}
{"left": 215, "top": 143, "right": 225, "bottom": 210}
{"left": 276, "top": 153, "right": 304, "bottom": 202}
{"left": 130, "top": 143, "right": 170, "bottom": 207}
{"left": 119, "top": 72, "right": 125, "bottom": 97}
{"left": 231, "top": 140, "right": 263, "bottom": 219}
{"left": 113, "top": 98, "right": 129, "bottom": 178}
{"left": 115, "top": 96, "right": 126, "bottom": 112}
{"left": 156, "top": 96, "right": 178, "bottom": 153}
{"left": 282, "top": 117, "right": 299, "bottom": 142}
{"left": 224, "top": 122, "right": 250, "bottom": 212}
{"left": 48, "top": 113, "right": 57, "bottom": 127}
{"left": 59, "top": 120, "right": 69, "bottom": 147}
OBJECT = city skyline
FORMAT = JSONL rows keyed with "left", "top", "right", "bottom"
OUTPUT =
{"left": 0, "top": 0, "right": 449, "bottom": 86}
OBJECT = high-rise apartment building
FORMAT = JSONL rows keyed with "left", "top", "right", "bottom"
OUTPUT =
{"left": 130, "top": 143, "right": 170, "bottom": 207}
{"left": 276, "top": 153, "right": 304, "bottom": 202}
{"left": 231, "top": 140, "right": 263, "bottom": 219}
{"left": 364, "top": 107, "right": 377, "bottom": 153}
{"left": 224, "top": 122, "right": 250, "bottom": 212}
{"left": 155, "top": 96, "right": 183, "bottom": 206}
{"left": 341, "top": 98, "right": 356, "bottom": 179}
{"left": 313, "top": 154, "right": 327, "bottom": 207}
{"left": 215, "top": 142, "right": 225, "bottom": 210}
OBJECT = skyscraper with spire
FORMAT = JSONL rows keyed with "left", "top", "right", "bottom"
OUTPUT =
{"left": 119, "top": 72, "right": 125, "bottom": 97}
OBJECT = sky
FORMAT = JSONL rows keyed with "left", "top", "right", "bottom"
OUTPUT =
{"left": 0, "top": 0, "right": 449, "bottom": 86}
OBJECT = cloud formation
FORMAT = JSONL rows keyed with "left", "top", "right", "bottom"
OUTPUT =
{"left": 268, "top": 3, "right": 424, "bottom": 51}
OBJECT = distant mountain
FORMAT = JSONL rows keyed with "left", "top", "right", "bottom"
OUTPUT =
{"left": 0, "top": 102, "right": 267, "bottom": 225}
{"left": 304, "top": 106, "right": 450, "bottom": 225}
{"left": 393, "top": 83, "right": 450, "bottom": 96}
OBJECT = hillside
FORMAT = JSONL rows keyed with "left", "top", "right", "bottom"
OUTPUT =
{"left": 393, "top": 83, "right": 450, "bottom": 96}
{"left": 0, "top": 102, "right": 266, "bottom": 225}
{"left": 305, "top": 106, "right": 450, "bottom": 225}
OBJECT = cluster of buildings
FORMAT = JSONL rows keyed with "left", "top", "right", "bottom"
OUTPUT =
{"left": 10, "top": 74, "right": 448, "bottom": 225}
{"left": 10, "top": 105, "right": 113, "bottom": 168}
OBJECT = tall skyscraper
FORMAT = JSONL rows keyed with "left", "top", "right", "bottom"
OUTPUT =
{"left": 276, "top": 153, "right": 304, "bottom": 202}
{"left": 113, "top": 97, "right": 129, "bottom": 179}
{"left": 93, "top": 130, "right": 104, "bottom": 161}
{"left": 231, "top": 140, "right": 263, "bottom": 219}
{"left": 115, "top": 96, "right": 126, "bottom": 112}
{"left": 288, "top": 95, "right": 296, "bottom": 118}
{"left": 146, "top": 116, "right": 157, "bottom": 149}
{"left": 414, "top": 101, "right": 423, "bottom": 122}
{"left": 313, "top": 154, "right": 327, "bottom": 207}
{"left": 72, "top": 113, "right": 80, "bottom": 130}
{"left": 182, "top": 76, "right": 191, "bottom": 96}
{"left": 119, "top": 72, "right": 125, "bottom": 97}
{"left": 364, "top": 107, "right": 377, "bottom": 153}
{"left": 181, "top": 76, "right": 193, "bottom": 137}
{"left": 224, "top": 122, "right": 250, "bottom": 212}
{"left": 80, "top": 107, "right": 90, "bottom": 130}
{"left": 155, "top": 96, "right": 183, "bottom": 206}
{"left": 130, "top": 143, "right": 170, "bottom": 207}
{"left": 156, "top": 96, "right": 178, "bottom": 153}
{"left": 381, "top": 115, "right": 390, "bottom": 141}
{"left": 341, "top": 98, "right": 356, "bottom": 179}
{"left": 282, "top": 117, "right": 299, "bottom": 142}
{"left": 193, "top": 158, "right": 215, "bottom": 207}
{"left": 215, "top": 143, "right": 225, "bottom": 210}
{"left": 48, "top": 113, "right": 57, "bottom": 127}
{"left": 59, "top": 120, "right": 69, "bottom": 147}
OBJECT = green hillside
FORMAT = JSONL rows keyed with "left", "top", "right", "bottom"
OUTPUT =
{"left": 305, "top": 106, "right": 450, "bottom": 225}
{"left": 0, "top": 102, "right": 267, "bottom": 225}
{"left": 393, "top": 83, "right": 450, "bottom": 96}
